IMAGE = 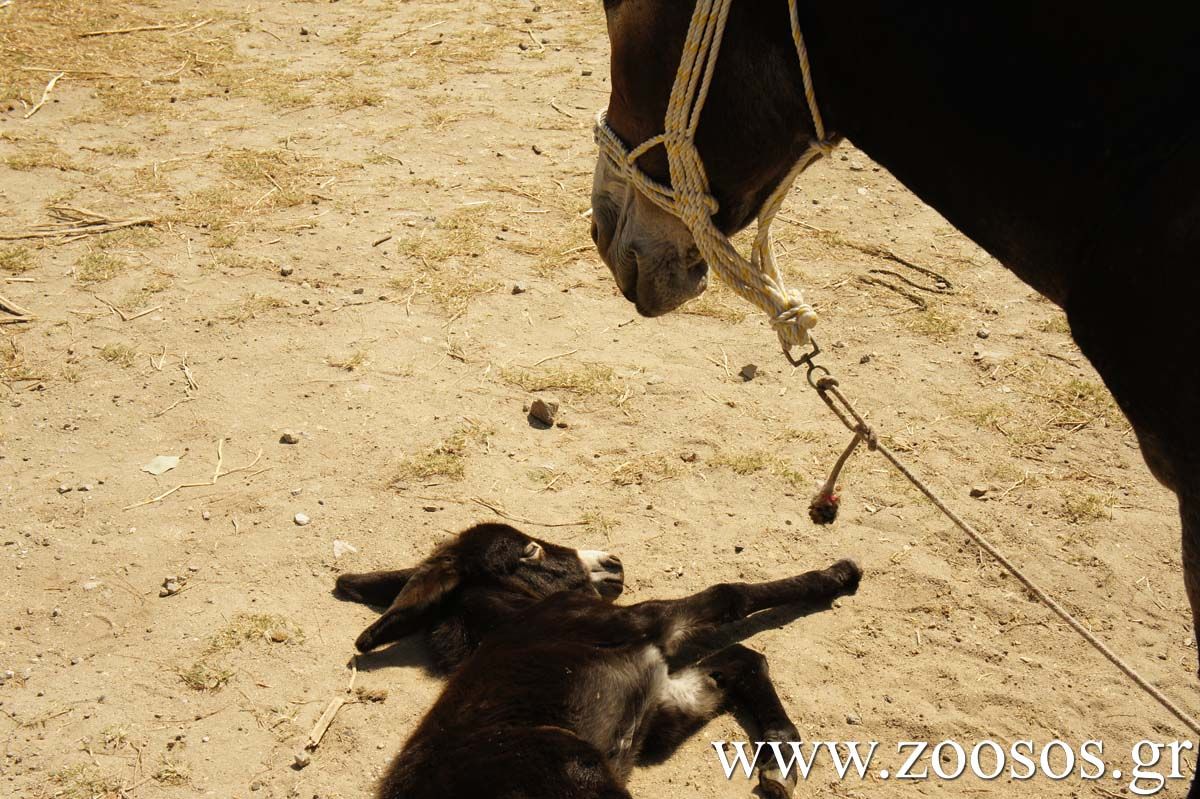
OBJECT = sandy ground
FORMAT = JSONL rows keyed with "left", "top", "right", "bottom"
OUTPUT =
{"left": 0, "top": 1, "right": 1193, "bottom": 798}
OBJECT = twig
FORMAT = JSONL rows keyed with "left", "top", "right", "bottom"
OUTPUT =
{"left": 548, "top": 100, "right": 574, "bottom": 118}
{"left": 0, "top": 292, "right": 33, "bottom": 318}
{"left": 304, "top": 697, "right": 346, "bottom": 750}
{"left": 123, "top": 440, "right": 262, "bottom": 510}
{"left": 371, "top": 235, "right": 392, "bottom": 247}
{"left": 24, "top": 72, "right": 63, "bottom": 119}
{"left": 526, "top": 29, "right": 545, "bottom": 52}
{"left": 93, "top": 294, "right": 159, "bottom": 322}
{"left": 520, "top": 349, "right": 578, "bottom": 368}
{"left": 470, "top": 497, "right": 585, "bottom": 528}
{"left": 0, "top": 206, "right": 154, "bottom": 241}
{"left": 79, "top": 24, "right": 171, "bottom": 38}
{"left": 152, "top": 395, "right": 194, "bottom": 418}
{"left": 180, "top": 356, "right": 198, "bottom": 391}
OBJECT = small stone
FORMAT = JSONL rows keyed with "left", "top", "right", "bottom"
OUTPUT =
{"left": 581, "top": 68, "right": 593, "bottom": 76}
{"left": 290, "top": 488, "right": 303, "bottom": 496}
{"left": 201, "top": 510, "right": 211, "bottom": 521}
{"left": 969, "top": 486, "right": 989, "bottom": 499}
{"left": 57, "top": 484, "right": 71, "bottom": 494}
{"left": 279, "top": 265, "right": 294, "bottom": 277}
{"left": 299, "top": 26, "right": 310, "bottom": 35}
{"left": 531, "top": 144, "right": 544, "bottom": 155}
{"left": 82, "top": 580, "right": 101, "bottom": 591}
{"left": 293, "top": 750, "right": 311, "bottom": 769}
{"left": 355, "top": 687, "right": 388, "bottom": 702}
{"left": 279, "top": 431, "right": 301, "bottom": 445}
{"left": 554, "top": 420, "right": 568, "bottom": 429}
{"left": 422, "top": 505, "right": 440, "bottom": 512}
{"left": 977, "top": 328, "right": 990, "bottom": 339}
{"left": 187, "top": 563, "right": 200, "bottom": 572}
{"left": 51, "top": 607, "right": 60, "bottom": 618}
{"left": 528, "top": 397, "right": 559, "bottom": 426}
{"left": 738, "top": 364, "right": 758, "bottom": 381}
{"left": 859, "top": 354, "right": 871, "bottom": 364}
{"left": 294, "top": 512, "right": 311, "bottom": 527}
{"left": 70, "top": 657, "right": 80, "bottom": 666}
{"left": 268, "top": 628, "right": 291, "bottom": 643}
{"left": 846, "top": 714, "right": 861, "bottom": 725}
{"left": 160, "top": 577, "right": 183, "bottom": 597}
{"left": 352, "top": 287, "right": 364, "bottom": 295}
{"left": 202, "top": 736, "right": 210, "bottom": 743}
{"left": 78, "top": 484, "right": 92, "bottom": 492}
{"left": 680, "top": 451, "right": 699, "bottom": 463}
{"left": 511, "top": 282, "right": 527, "bottom": 295}
{"left": 250, "top": 779, "right": 263, "bottom": 791}
{"left": 733, "top": 545, "right": 745, "bottom": 554}
{"left": 332, "top": 539, "right": 358, "bottom": 558}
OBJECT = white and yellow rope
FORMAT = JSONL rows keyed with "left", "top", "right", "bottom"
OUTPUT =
{"left": 594, "top": 0, "right": 835, "bottom": 352}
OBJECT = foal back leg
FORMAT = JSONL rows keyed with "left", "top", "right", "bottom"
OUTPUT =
{"left": 637, "top": 644, "right": 801, "bottom": 798}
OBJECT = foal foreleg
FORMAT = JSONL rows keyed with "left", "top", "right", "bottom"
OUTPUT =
{"left": 335, "top": 568, "right": 415, "bottom": 607}
{"left": 635, "top": 559, "right": 861, "bottom": 654}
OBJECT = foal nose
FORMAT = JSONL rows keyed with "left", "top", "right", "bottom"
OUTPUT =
{"left": 599, "top": 553, "right": 623, "bottom": 575}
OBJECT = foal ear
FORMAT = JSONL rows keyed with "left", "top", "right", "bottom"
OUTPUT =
{"left": 353, "top": 554, "right": 460, "bottom": 653}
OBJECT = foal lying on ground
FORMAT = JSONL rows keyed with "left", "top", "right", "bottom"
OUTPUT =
{"left": 336, "top": 522, "right": 861, "bottom": 798}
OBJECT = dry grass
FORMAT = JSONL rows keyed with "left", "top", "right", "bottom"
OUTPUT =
{"left": 75, "top": 252, "right": 128, "bottom": 284}
{"left": 175, "top": 147, "right": 326, "bottom": 231}
{"left": 1039, "top": 313, "right": 1071, "bottom": 334}
{"left": 221, "top": 294, "right": 288, "bottom": 323}
{"left": 1061, "top": 490, "right": 1112, "bottom": 523}
{"left": 0, "top": 246, "right": 34, "bottom": 273}
{"left": 501, "top": 362, "right": 623, "bottom": 402}
{"left": 3, "top": 142, "right": 83, "bottom": 172}
{"left": 49, "top": 764, "right": 123, "bottom": 799}
{"left": 388, "top": 264, "right": 498, "bottom": 318}
{"left": 333, "top": 86, "right": 385, "bottom": 110}
{"left": 610, "top": 455, "right": 679, "bottom": 487}
{"left": 180, "top": 613, "right": 303, "bottom": 692}
{"left": 391, "top": 421, "right": 492, "bottom": 485}
{"left": 98, "top": 344, "right": 136, "bottom": 367}
{"left": 328, "top": 349, "right": 369, "bottom": 372}
{"left": 904, "top": 310, "right": 961, "bottom": 341}
{"left": 153, "top": 759, "right": 190, "bottom": 787}
{"left": 711, "top": 450, "right": 807, "bottom": 487}
{"left": 393, "top": 207, "right": 491, "bottom": 262}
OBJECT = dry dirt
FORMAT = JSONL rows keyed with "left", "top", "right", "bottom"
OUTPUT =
{"left": 0, "top": 1, "right": 1192, "bottom": 798}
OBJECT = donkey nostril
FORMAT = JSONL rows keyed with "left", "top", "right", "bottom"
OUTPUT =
{"left": 602, "top": 554, "right": 623, "bottom": 572}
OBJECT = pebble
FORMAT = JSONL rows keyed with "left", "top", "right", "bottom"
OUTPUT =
{"left": 82, "top": 580, "right": 101, "bottom": 591}
{"left": 581, "top": 68, "right": 593, "bottom": 76}
{"left": 846, "top": 714, "right": 861, "bottom": 725}
{"left": 71, "top": 657, "right": 80, "bottom": 665}
{"left": 528, "top": 397, "right": 559, "bottom": 426}
{"left": 279, "top": 265, "right": 294, "bottom": 277}
{"left": 290, "top": 488, "right": 303, "bottom": 496}
{"left": 977, "top": 328, "right": 990, "bottom": 339}
{"left": 78, "top": 484, "right": 92, "bottom": 492}
{"left": 56, "top": 484, "right": 71, "bottom": 494}
{"left": 738, "top": 364, "right": 758, "bottom": 381}
{"left": 969, "top": 486, "right": 989, "bottom": 499}
{"left": 294, "top": 512, "right": 311, "bottom": 527}
{"left": 733, "top": 544, "right": 745, "bottom": 554}
{"left": 279, "top": 430, "right": 301, "bottom": 445}
{"left": 511, "top": 282, "right": 527, "bottom": 295}
{"left": 293, "top": 750, "right": 311, "bottom": 769}
{"left": 268, "top": 628, "right": 291, "bottom": 643}
{"left": 201, "top": 510, "right": 211, "bottom": 521}
{"left": 160, "top": 577, "right": 183, "bottom": 597}
{"left": 680, "top": 451, "right": 699, "bottom": 463}
{"left": 51, "top": 607, "right": 60, "bottom": 618}
{"left": 299, "top": 26, "right": 310, "bottom": 36}
{"left": 859, "top": 354, "right": 871, "bottom": 364}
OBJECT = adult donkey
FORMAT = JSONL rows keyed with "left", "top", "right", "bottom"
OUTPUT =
{"left": 590, "top": 0, "right": 1200, "bottom": 788}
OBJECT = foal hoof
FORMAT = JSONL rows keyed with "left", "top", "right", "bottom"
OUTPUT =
{"left": 756, "top": 766, "right": 797, "bottom": 799}
{"left": 827, "top": 558, "right": 863, "bottom": 593}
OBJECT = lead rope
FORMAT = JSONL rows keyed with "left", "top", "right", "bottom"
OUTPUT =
{"left": 594, "top": 0, "right": 835, "bottom": 355}
{"left": 797, "top": 354, "right": 1200, "bottom": 737}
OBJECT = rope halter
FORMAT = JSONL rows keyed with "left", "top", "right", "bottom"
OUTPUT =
{"left": 594, "top": 0, "right": 836, "bottom": 353}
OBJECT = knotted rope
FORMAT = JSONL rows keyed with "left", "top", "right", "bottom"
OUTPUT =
{"left": 594, "top": 0, "right": 835, "bottom": 354}
{"left": 804, "top": 364, "right": 1200, "bottom": 738}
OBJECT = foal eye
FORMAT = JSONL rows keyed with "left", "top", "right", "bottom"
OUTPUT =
{"left": 519, "top": 541, "right": 544, "bottom": 562}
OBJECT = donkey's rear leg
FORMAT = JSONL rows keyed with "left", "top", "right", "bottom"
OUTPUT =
{"left": 638, "top": 645, "right": 801, "bottom": 798}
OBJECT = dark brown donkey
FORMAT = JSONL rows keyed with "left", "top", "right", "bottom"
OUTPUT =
{"left": 591, "top": 3, "right": 1200, "bottom": 789}
{"left": 336, "top": 522, "right": 861, "bottom": 798}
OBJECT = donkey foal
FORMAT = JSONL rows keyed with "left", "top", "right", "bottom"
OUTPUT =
{"left": 336, "top": 522, "right": 861, "bottom": 799}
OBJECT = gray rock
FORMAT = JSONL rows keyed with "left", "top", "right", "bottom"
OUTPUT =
{"left": 739, "top": 364, "right": 758, "bottom": 381}
{"left": 294, "top": 512, "right": 311, "bottom": 527}
{"left": 279, "top": 430, "right": 301, "bottom": 445}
